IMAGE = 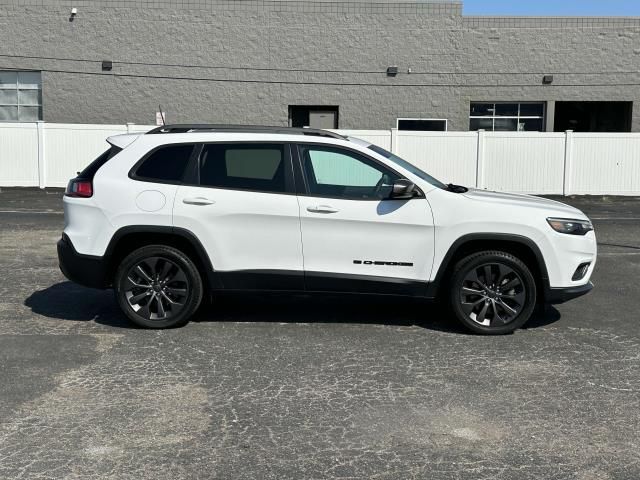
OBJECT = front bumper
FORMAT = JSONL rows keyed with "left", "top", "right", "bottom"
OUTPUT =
{"left": 545, "top": 282, "right": 594, "bottom": 305}
{"left": 57, "top": 234, "right": 110, "bottom": 289}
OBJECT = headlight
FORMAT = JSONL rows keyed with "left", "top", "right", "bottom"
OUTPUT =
{"left": 547, "top": 217, "right": 593, "bottom": 236}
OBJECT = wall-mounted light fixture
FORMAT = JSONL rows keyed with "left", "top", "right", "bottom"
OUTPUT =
{"left": 102, "top": 60, "right": 113, "bottom": 71}
{"left": 386, "top": 66, "right": 398, "bottom": 77}
{"left": 69, "top": 7, "right": 77, "bottom": 21}
{"left": 543, "top": 75, "right": 554, "bottom": 85}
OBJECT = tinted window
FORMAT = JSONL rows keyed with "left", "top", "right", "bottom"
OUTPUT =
{"left": 301, "top": 146, "right": 399, "bottom": 200}
{"left": 397, "top": 119, "right": 447, "bottom": 131}
{"left": 135, "top": 144, "right": 194, "bottom": 182}
{"left": 79, "top": 146, "right": 122, "bottom": 179}
{"left": 520, "top": 103, "right": 544, "bottom": 117}
{"left": 494, "top": 103, "right": 519, "bottom": 116}
{"left": 199, "top": 144, "right": 286, "bottom": 193}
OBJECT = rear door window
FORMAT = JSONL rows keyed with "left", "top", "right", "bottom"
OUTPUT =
{"left": 133, "top": 144, "right": 195, "bottom": 183}
{"left": 199, "top": 144, "right": 287, "bottom": 193}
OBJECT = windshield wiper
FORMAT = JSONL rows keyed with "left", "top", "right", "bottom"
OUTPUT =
{"left": 446, "top": 183, "right": 468, "bottom": 193}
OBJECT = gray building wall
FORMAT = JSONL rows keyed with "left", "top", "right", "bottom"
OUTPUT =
{"left": 0, "top": 0, "right": 639, "bottom": 130}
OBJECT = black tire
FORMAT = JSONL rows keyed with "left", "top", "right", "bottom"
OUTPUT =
{"left": 114, "top": 245, "right": 203, "bottom": 329}
{"left": 448, "top": 250, "right": 537, "bottom": 335}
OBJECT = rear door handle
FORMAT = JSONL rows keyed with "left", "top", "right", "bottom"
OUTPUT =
{"left": 307, "top": 205, "right": 339, "bottom": 214}
{"left": 183, "top": 197, "right": 215, "bottom": 206}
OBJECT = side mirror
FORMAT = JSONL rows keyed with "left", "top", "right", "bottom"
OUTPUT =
{"left": 389, "top": 179, "right": 417, "bottom": 200}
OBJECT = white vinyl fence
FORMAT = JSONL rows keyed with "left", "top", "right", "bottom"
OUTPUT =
{"left": 1, "top": 122, "right": 640, "bottom": 195}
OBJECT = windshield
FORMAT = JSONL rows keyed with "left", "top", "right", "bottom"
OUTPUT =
{"left": 366, "top": 144, "right": 447, "bottom": 190}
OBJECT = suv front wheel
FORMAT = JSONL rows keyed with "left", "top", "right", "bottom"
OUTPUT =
{"left": 114, "top": 245, "right": 203, "bottom": 328}
{"left": 449, "top": 251, "right": 537, "bottom": 335}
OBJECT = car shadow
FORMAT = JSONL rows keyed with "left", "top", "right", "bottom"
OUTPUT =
{"left": 24, "top": 282, "right": 131, "bottom": 328}
{"left": 24, "top": 281, "right": 562, "bottom": 333}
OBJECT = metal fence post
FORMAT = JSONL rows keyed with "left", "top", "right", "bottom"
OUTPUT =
{"left": 563, "top": 130, "right": 574, "bottom": 196}
{"left": 36, "top": 121, "right": 46, "bottom": 189}
{"left": 476, "top": 129, "right": 486, "bottom": 189}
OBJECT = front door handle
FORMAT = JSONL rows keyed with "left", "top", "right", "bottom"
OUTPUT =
{"left": 183, "top": 197, "right": 215, "bottom": 206}
{"left": 307, "top": 205, "right": 339, "bottom": 214}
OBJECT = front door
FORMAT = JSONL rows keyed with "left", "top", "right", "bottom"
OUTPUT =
{"left": 295, "top": 144, "right": 435, "bottom": 295}
{"left": 173, "top": 142, "right": 304, "bottom": 290}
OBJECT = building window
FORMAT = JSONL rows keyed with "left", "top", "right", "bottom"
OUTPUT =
{"left": 469, "top": 102, "right": 545, "bottom": 132}
{"left": 554, "top": 102, "right": 632, "bottom": 132}
{"left": 289, "top": 106, "right": 339, "bottom": 129}
{"left": 397, "top": 118, "right": 447, "bottom": 131}
{"left": 0, "top": 71, "right": 42, "bottom": 122}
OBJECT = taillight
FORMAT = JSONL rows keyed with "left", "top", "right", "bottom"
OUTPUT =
{"left": 65, "top": 178, "right": 93, "bottom": 198}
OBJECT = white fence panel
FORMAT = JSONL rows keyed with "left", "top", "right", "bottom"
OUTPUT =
{"left": 1, "top": 123, "right": 640, "bottom": 195}
{"left": 482, "top": 132, "right": 566, "bottom": 194}
{"left": 393, "top": 131, "right": 478, "bottom": 186}
{"left": 0, "top": 123, "right": 39, "bottom": 187}
{"left": 127, "top": 124, "right": 156, "bottom": 133}
{"left": 44, "top": 124, "right": 132, "bottom": 187}
{"left": 333, "top": 130, "right": 392, "bottom": 150}
{"left": 571, "top": 133, "right": 640, "bottom": 195}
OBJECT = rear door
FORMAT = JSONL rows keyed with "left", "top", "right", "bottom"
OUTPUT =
{"left": 173, "top": 142, "right": 304, "bottom": 290}
{"left": 294, "top": 143, "right": 435, "bottom": 295}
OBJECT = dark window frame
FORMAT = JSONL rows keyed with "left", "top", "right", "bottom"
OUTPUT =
{"left": 469, "top": 102, "right": 546, "bottom": 132}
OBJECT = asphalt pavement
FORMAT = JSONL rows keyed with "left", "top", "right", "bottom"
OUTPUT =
{"left": 0, "top": 188, "right": 639, "bottom": 479}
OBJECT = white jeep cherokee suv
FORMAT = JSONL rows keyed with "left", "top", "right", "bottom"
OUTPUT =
{"left": 58, "top": 125, "right": 596, "bottom": 334}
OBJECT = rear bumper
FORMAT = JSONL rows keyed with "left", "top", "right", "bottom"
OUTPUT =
{"left": 57, "top": 234, "right": 110, "bottom": 289}
{"left": 545, "top": 282, "right": 594, "bottom": 305}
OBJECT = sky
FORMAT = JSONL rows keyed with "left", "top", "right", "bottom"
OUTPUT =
{"left": 463, "top": 0, "right": 640, "bottom": 16}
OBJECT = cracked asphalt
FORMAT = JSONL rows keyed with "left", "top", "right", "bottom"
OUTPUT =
{"left": 0, "top": 188, "right": 639, "bottom": 479}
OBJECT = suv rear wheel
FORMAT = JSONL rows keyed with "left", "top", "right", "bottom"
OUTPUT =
{"left": 114, "top": 245, "right": 203, "bottom": 328}
{"left": 449, "top": 251, "right": 536, "bottom": 335}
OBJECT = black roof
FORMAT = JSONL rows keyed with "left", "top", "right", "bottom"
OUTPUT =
{"left": 146, "top": 124, "right": 346, "bottom": 139}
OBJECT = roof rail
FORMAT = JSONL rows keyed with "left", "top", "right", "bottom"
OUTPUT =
{"left": 146, "top": 124, "right": 346, "bottom": 139}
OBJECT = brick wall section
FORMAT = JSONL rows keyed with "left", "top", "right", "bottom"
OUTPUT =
{"left": 0, "top": 1, "right": 638, "bottom": 130}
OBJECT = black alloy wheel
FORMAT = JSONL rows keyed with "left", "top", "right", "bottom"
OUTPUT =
{"left": 449, "top": 251, "right": 537, "bottom": 335}
{"left": 124, "top": 256, "right": 189, "bottom": 321}
{"left": 115, "top": 245, "right": 203, "bottom": 328}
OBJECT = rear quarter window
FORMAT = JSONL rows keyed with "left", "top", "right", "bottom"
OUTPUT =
{"left": 79, "top": 146, "right": 122, "bottom": 179}
{"left": 133, "top": 144, "right": 195, "bottom": 183}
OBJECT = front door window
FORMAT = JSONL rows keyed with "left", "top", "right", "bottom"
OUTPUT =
{"left": 300, "top": 145, "right": 399, "bottom": 200}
